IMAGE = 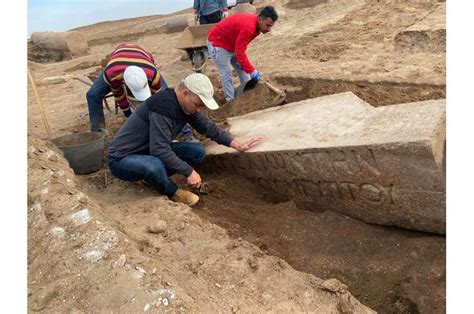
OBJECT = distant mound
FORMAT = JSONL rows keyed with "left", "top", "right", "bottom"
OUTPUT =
{"left": 285, "top": 0, "right": 329, "bottom": 10}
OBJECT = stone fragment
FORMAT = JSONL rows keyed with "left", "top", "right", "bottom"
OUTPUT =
{"left": 248, "top": 257, "right": 258, "bottom": 270}
{"left": 205, "top": 92, "right": 446, "bottom": 233}
{"left": 114, "top": 254, "right": 126, "bottom": 268}
{"left": 148, "top": 220, "right": 167, "bottom": 234}
{"left": 69, "top": 209, "right": 91, "bottom": 226}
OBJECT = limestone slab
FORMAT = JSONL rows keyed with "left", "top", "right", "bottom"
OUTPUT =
{"left": 204, "top": 92, "right": 446, "bottom": 234}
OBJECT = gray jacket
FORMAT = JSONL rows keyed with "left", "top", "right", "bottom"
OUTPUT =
{"left": 108, "top": 88, "right": 233, "bottom": 176}
{"left": 194, "top": 0, "right": 227, "bottom": 16}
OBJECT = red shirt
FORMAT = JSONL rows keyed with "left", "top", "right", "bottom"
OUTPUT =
{"left": 103, "top": 44, "right": 163, "bottom": 111}
{"left": 207, "top": 13, "right": 260, "bottom": 74}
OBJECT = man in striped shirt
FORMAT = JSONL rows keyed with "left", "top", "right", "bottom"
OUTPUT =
{"left": 86, "top": 44, "right": 167, "bottom": 132}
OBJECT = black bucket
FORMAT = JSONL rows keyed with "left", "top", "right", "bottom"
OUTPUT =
{"left": 51, "top": 131, "right": 107, "bottom": 175}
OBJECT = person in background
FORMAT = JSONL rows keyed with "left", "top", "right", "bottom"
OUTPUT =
{"left": 108, "top": 73, "right": 263, "bottom": 206}
{"left": 206, "top": 6, "right": 278, "bottom": 103}
{"left": 86, "top": 43, "right": 197, "bottom": 142}
{"left": 227, "top": 0, "right": 254, "bottom": 10}
{"left": 194, "top": 0, "right": 229, "bottom": 25}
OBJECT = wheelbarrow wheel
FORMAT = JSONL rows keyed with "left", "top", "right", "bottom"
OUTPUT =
{"left": 192, "top": 51, "right": 206, "bottom": 73}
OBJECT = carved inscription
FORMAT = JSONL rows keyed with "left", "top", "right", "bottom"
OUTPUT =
{"left": 210, "top": 148, "right": 381, "bottom": 177}
{"left": 256, "top": 178, "right": 394, "bottom": 205}
{"left": 295, "top": 149, "right": 380, "bottom": 176}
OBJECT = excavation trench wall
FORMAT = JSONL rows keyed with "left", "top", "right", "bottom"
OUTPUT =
{"left": 273, "top": 76, "right": 446, "bottom": 107}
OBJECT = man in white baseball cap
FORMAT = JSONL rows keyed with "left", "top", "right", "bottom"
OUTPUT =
{"left": 182, "top": 73, "right": 219, "bottom": 111}
{"left": 108, "top": 73, "right": 263, "bottom": 207}
{"left": 124, "top": 65, "right": 152, "bottom": 101}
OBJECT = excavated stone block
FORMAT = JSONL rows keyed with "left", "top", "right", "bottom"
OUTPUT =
{"left": 166, "top": 15, "right": 189, "bottom": 33}
{"left": 394, "top": 3, "right": 445, "bottom": 53}
{"left": 30, "top": 31, "right": 89, "bottom": 57}
{"left": 204, "top": 92, "right": 446, "bottom": 234}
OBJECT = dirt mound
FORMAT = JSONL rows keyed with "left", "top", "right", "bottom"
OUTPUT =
{"left": 28, "top": 40, "right": 67, "bottom": 63}
{"left": 28, "top": 135, "right": 374, "bottom": 313}
{"left": 206, "top": 79, "right": 281, "bottom": 123}
{"left": 294, "top": 35, "right": 348, "bottom": 62}
{"left": 394, "top": 29, "right": 445, "bottom": 53}
{"left": 87, "top": 25, "right": 167, "bottom": 47}
{"left": 285, "top": 0, "right": 329, "bottom": 10}
{"left": 274, "top": 76, "right": 445, "bottom": 107}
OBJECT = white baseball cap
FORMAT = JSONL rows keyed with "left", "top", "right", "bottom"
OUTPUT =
{"left": 183, "top": 73, "right": 219, "bottom": 110}
{"left": 123, "top": 66, "right": 151, "bottom": 101}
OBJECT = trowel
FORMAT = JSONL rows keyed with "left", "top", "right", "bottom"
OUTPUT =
{"left": 192, "top": 182, "right": 209, "bottom": 196}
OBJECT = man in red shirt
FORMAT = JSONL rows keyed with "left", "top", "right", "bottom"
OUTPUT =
{"left": 206, "top": 6, "right": 278, "bottom": 103}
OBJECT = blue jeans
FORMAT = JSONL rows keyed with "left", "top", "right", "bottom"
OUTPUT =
{"left": 86, "top": 72, "right": 110, "bottom": 131}
{"left": 207, "top": 40, "right": 251, "bottom": 102}
{"left": 108, "top": 142, "right": 206, "bottom": 196}
{"left": 86, "top": 71, "right": 169, "bottom": 131}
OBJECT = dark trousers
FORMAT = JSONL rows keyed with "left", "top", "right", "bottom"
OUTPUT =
{"left": 86, "top": 72, "right": 110, "bottom": 131}
{"left": 199, "top": 10, "right": 223, "bottom": 25}
{"left": 86, "top": 71, "right": 169, "bottom": 132}
{"left": 108, "top": 143, "right": 206, "bottom": 197}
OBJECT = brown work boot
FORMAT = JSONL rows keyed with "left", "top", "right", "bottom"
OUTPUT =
{"left": 170, "top": 189, "right": 200, "bottom": 206}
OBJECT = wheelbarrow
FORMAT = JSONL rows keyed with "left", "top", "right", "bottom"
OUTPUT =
{"left": 176, "top": 24, "right": 215, "bottom": 73}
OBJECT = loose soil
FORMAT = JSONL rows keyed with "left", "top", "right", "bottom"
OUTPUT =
{"left": 192, "top": 173, "right": 445, "bottom": 313}
{"left": 28, "top": 0, "right": 446, "bottom": 312}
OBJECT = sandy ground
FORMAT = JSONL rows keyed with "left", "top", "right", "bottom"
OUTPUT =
{"left": 28, "top": 0, "right": 446, "bottom": 312}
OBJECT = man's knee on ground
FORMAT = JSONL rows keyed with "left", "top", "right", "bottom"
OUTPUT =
{"left": 193, "top": 143, "right": 206, "bottom": 162}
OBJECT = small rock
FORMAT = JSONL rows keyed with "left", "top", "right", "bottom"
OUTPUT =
{"left": 136, "top": 266, "right": 146, "bottom": 274}
{"left": 248, "top": 257, "right": 258, "bottom": 270}
{"left": 321, "top": 278, "right": 347, "bottom": 293}
{"left": 148, "top": 220, "right": 167, "bottom": 234}
{"left": 69, "top": 209, "right": 91, "bottom": 225}
{"left": 176, "top": 222, "right": 186, "bottom": 231}
{"left": 144, "top": 303, "right": 151, "bottom": 312}
{"left": 231, "top": 305, "right": 240, "bottom": 313}
{"left": 78, "top": 197, "right": 88, "bottom": 204}
{"left": 277, "top": 260, "right": 286, "bottom": 269}
{"left": 114, "top": 254, "right": 126, "bottom": 268}
{"left": 215, "top": 283, "right": 221, "bottom": 288}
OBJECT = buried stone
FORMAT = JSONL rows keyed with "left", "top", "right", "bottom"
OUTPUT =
{"left": 204, "top": 92, "right": 446, "bottom": 234}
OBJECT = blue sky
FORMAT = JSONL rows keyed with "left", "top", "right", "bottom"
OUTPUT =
{"left": 27, "top": 0, "right": 192, "bottom": 37}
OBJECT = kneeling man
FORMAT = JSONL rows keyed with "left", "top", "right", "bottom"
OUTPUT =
{"left": 108, "top": 73, "right": 262, "bottom": 206}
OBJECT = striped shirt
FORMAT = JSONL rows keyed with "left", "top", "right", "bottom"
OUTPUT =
{"left": 103, "top": 44, "right": 163, "bottom": 111}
